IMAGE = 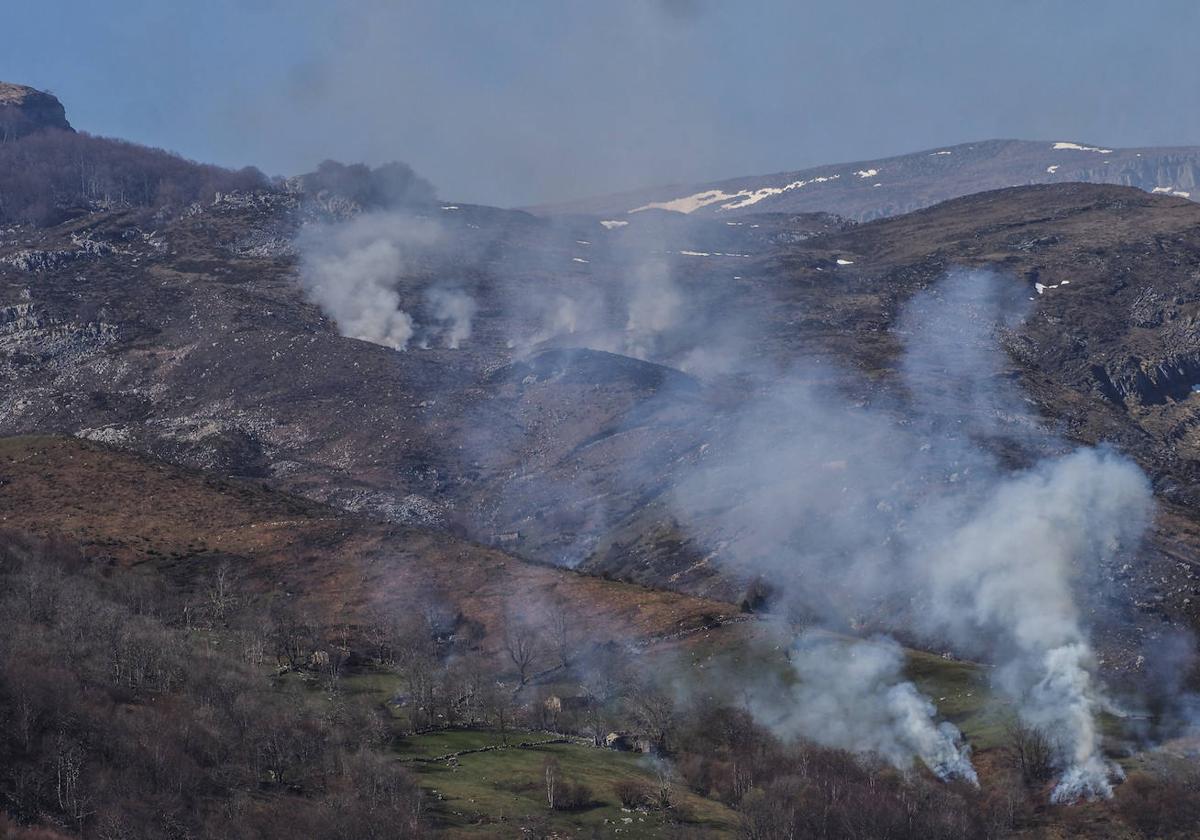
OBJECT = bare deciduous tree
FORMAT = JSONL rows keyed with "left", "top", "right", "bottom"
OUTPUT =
{"left": 1005, "top": 720, "right": 1055, "bottom": 786}
{"left": 502, "top": 619, "right": 541, "bottom": 686}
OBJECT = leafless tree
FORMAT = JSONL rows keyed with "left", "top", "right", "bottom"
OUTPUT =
{"left": 629, "top": 681, "right": 676, "bottom": 754}
{"left": 1005, "top": 720, "right": 1055, "bottom": 786}
{"left": 502, "top": 619, "right": 542, "bottom": 686}
{"left": 206, "top": 560, "right": 237, "bottom": 622}
{"left": 543, "top": 756, "right": 560, "bottom": 810}
{"left": 544, "top": 596, "right": 577, "bottom": 671}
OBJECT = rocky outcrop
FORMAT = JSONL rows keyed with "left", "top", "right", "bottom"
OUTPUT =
{"left": 0, "top": 82, "right": 72, "bottom": 141}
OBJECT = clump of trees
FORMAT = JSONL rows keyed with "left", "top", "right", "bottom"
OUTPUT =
{"left": 0, "top": 129, "right": 268, "bottom": 226}
{"left": 1114, "top": 766, "right": 1200, "bottom": 839}
{"left": 0, "top": 533, "right": 425, "bottom": 839}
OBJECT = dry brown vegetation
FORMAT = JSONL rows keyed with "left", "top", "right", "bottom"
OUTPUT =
{"left": 0, "top": 436, "right": 743, "bottom": 655}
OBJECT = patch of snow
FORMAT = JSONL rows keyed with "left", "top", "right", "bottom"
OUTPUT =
{"left": 576, "top": 240, "right": 591, "bottom": 245}
{"left": 930, "top": 150, "right": 953, "bottom": 156}
{"left": 1052, "top": 142, "right": 1113, "bottom": 154}
{"left": 679, "top": 250, "right": 711, "bottom": 257}
{"left": 1046, "top": 165, "right": 1059, "bottom": 174}
{"left": 440, "top": 205, "right": 459, "bottom": 210}
{"left": 1034, "top": 279, "right": 1070, "bottom": 295}
{"left": 572, "top": 257, "right": 589, "bottom": 263}
{"left": 600, "top": 219, "right": 628, "bottom": 230}
{"left": 836, "top": 258, "right": 854, "bottom": 265}
{"left": 1152, "top": 186, "right": 1173, "bottom": 194}
{"left": 855, "top": 168, "right": 879, "bottom": 179}
{"left": 873, "top": 183, "right": 882, "bottom": 188}
{"left": 630, "top": 174, "right": 841, "bottom": 215}
{"left": 1174, "top": 190, "right": 1192, "bottom": 198}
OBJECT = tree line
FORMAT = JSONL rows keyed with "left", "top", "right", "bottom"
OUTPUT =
{"left": 0, "top": 129, "right": 267, "bottom": 226}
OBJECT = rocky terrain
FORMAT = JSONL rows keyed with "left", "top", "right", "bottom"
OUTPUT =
{"left": 0, "top": 82, "right": 72, "bottom": 141}
{"left": 533, "top": 138, "right": 1200, "bottom": 222}
{"left": 1, "top": 170, "right": 1199, "bottom": 671}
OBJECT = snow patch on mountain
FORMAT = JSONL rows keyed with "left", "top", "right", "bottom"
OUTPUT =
{"left": 1052, "top": 142, "right": 1113, "bottom": 154}
{"left": 630, "top": 174, "right": 841, "bottom": 215}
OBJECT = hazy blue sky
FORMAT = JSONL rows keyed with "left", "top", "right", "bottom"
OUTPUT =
{"left": 4, "top": 1, "right": 1198, "bottom": 206}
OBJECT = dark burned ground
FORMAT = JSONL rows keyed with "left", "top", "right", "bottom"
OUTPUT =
{"left": 1, "top": 183, "right": 1199, "bottom": 668}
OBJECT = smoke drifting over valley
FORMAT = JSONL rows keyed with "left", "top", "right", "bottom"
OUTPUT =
{"left": 10, "top": 4, "right": 1200, "bottom": 835}
{"left": 290, "top": 180, "right": 1167, "bottom": 801}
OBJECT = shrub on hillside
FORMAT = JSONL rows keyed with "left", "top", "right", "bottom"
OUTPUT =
{"left": 614, "top": 778, "right": 652, "bottom": 809}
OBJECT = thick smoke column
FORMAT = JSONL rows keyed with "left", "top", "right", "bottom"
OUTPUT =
{"left": 917, "top": 448, "right": 1151, "bottom": 801}
{"left": 770, "top": 632, "right": 977, "bottom": 784}
{"left": 297, "top": 212, "right": 441, "bottom": 350}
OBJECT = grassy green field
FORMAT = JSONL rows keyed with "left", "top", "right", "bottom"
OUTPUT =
{"left": 903, "top": 647, "right": 1011, "bottom": 750}
{"left": 396, "top": 731, "right": 739, "bottom": 838}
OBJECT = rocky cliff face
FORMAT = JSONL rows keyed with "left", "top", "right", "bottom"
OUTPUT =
{"left": 0, "top": 81, "right": 73, "bottom": 141}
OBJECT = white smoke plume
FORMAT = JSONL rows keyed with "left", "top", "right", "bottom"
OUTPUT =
{"left": 766, "top": 632, "right": 977, "bottom": 784}
{"left": 296, "top": 212, "right": 441, "bottom": 350}
{"left": 426, "top": 286, "right": 478, "bottom": 349}
{"left": 670, "top": 269, "right": 1154, "bottom": 801}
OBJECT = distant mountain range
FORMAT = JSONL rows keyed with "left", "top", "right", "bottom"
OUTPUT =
{"left": 531, "top": 138, "right": 1200, "bottom": 221}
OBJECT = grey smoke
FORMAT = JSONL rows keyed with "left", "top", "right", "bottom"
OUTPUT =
{"left": 622, "top": 259, "right": 683, "bottom": 360}
{"left": 426, "top": 286, "right": 478, "bottom": 349}
{"left": 298, "top": 212, "right": 478, "bottom": 352}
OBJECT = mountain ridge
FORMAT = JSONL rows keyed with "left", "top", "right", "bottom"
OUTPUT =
{"left": 529, "top": 138, "right": 1200, "bottom": 222}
